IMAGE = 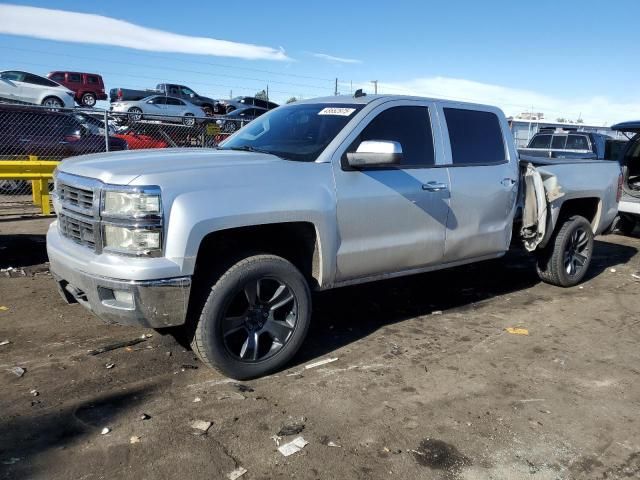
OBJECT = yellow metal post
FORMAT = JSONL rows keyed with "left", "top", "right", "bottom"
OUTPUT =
{"left": 38, "top": 178, "right": 50, "bottom": 214}
{"left": 0, "top": 158, "right": 58, "bottom": 215}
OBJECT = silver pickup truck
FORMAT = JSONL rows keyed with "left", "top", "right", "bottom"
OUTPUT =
{"left": 47, "top": 94, "right": 622, "bottom": 379}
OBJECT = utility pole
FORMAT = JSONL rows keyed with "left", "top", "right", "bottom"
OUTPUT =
{"left": 266, "top": 85, "right": 269, "bottom": 102}
{"left": 371, "top": 80, "right": 378, "bottom": 94}
{"left": 334, "top": 78, "right": 338, "bottom": 96}
{"left": 350, "top": 80, "right": 353, "bottom": 95}
{"left": 229, "top": 90, "right": 232, "bottom": 99}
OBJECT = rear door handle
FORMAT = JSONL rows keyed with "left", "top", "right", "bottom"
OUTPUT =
{"left": 501, "top": 178, "right": 517, "bottom": 187}
{"left": 422, "top": 181, "right": 448, "bottom": 192}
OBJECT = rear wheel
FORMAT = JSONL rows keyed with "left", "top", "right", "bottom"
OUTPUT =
{"left": 128, "top": 107, "right": 143, "bottom": 123}
{"left": 536, "top": 215, "right": 594, "bottom": 287}
{"left": 183, "top": 113, "right": 196, "bottom": 127}
{"left": 191, "top": 254, "right": 311, "bottom": 379}
{"left": 81, "top": 92, "right": 96, "bottom": 107}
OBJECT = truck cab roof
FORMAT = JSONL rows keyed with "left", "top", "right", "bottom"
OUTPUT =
{"left": 294, "top": 94, "right": 502, "bottom": 113}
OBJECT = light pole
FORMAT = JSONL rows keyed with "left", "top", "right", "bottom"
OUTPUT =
{"left": 371, "top": 80, "right": 378, "bottom": 94}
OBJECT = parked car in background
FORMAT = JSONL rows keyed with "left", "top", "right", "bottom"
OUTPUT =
{"left": 113, "top": 129, "right": 169, "bottom": 150}
{"left": 519, "top": 130, "right": 626, "bottom": 160}
{"left": 218, "top": 106, "right": 267, "bottom": 133}
{"left": 0, "top": 104, "right": 126, "bottom": 157}
{"left": 110, "top": 84, "right": 219, "bottom": 115}
{"left": 0, "top": 70, "right": 75, "bottom": 108}
{"left": 110, "top": 95, "right": 205, "bottom": 126}
{"left": 219, "top": 96, "right": 278, "bottom": 113}
{"left": 48, "top": 71, "right": 107, "bottom": 107}
{"left": 611, "top": 121, "right": 640, "bottom": 234}
{"left": 70, "top": 111, "right": 115, "bottom": 136}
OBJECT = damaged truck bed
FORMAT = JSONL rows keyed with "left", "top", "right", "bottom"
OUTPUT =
{"left": 519, "top": 156, "right": 621, "bottom": 253}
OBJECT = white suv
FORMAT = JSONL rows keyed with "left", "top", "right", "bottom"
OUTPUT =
{"left": 0, "top": 70, "right": 75, "bottom": 108}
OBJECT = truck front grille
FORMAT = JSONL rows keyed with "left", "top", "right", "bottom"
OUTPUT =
{"left": 58, "top": 213, "right": 97, "bottom": 249}
{"left": 58, "top": 183, "right": 94, "bottom": 211}
{"left": 55, "top": 173, "right": 102, "bottom": 252}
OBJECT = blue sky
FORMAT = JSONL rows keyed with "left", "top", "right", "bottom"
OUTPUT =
{"left": 0, "top": 0, "right": 638, "bottom": 124}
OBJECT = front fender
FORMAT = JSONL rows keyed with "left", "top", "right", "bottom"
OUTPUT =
{"left": 163, "top": 183, "right": 338, "bottom": 286}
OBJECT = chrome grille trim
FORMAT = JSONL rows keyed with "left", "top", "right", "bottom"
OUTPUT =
{"left": 58, "top": 213, "right": 97, "bottom": 249}
{"left": 55, "top": 171, "right": 103, "bottom": 252}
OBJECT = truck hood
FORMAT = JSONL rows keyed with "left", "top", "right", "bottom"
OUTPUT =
{"left": 57, "top": 148, "right": 281, "bottom": 185}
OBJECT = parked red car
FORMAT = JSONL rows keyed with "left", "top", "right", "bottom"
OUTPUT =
{"left": 47, "top": 71, "right": 107, "bottom": 107}
{"left": 114, "top": 130, "right": 169, "bottom": 150}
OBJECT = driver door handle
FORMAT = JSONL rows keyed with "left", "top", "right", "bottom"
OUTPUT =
{"left": 501, "top": 178, "right": 517, "bottom": 187}
{"left": 422, "top": 182, "right": 448, "bottom": 192}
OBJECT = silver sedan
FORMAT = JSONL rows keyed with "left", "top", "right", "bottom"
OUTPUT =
{"left": 110, "top": 95, "right": 205, "bottom": 126}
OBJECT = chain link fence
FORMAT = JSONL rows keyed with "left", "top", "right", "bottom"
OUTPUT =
{"left": 0, "top": 103, "right": 250, "bottom": 217}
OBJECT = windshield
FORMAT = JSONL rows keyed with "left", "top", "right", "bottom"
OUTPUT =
{"left": 219, "top": 103, "right": 364, "bottom": 162}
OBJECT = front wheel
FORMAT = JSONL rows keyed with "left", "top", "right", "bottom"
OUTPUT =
{"left": 42, "top": 96, "right": 63, "bottom": 108}
{"left": 191, "top": 254, "right": 311, "bottom": 379}
{"left": 536, "top": 215, "right": 594, "bottom": 287}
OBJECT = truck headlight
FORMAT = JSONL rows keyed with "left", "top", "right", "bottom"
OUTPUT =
{"left": 102, "top": 190, "right": 161, "bottom": 217}
{"left": 103, "top": 225, "right": 162, "bottom": 256}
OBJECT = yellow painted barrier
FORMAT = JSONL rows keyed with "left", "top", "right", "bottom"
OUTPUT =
{"left": 0, "top": 156, "right": 58, "bottom": 215}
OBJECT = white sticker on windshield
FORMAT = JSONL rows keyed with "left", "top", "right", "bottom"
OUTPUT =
{"left": 318, "top": 107, "right": 356, "bottom": 116}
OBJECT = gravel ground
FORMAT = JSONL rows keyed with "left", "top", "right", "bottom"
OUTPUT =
{"left": 1, "top": 218, "right": 639, "bottom": 480}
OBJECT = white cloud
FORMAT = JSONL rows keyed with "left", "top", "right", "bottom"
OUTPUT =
{"left": 0, "top": 4, "right": 289, "bottom": 61}
{"left": 349, "top": 76, "right": 638, "bottom": 126}
{"left": 312, "top": 52, "right": 362, "bottom": 64}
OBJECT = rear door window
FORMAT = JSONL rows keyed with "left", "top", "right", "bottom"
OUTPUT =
{"left": 68, "top": 73, "right": 82, "bottom": 83}
{"left": 528, "top": 134, "right": 552, "bottom": 148}
{"left": 551, "top": 135, "right": 567, "bottom": 149}
{"left": 444, "top": 108, "right": 506, "bottom": 165}
{"left": 357, "top": 106, "right": 435, "bottom": 167}
{"left": 165, "top": 98, "right": 184, "bottom": 106}
{"left": 24, "top": 74, "right": 58, "bottom": 87}
{"left": 148, "top": 97, "right": 166, "bottom": 105}
{"left": 566, "top": 135, "right": 589, "bottom": 150}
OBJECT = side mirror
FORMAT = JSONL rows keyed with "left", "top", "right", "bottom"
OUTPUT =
{"left": 346, "top": 140, "right": 402, "bottom": 168}
{"left": 190, "top": 93, "right": 195, "bottom": 98}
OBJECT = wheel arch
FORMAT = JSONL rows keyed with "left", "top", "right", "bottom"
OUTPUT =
{"left": 556, "top": 197, "right": 601, "bottom": 231}
{"left": 539, "top": 197, "right": 601, "bottom": 249}
{"left": 192, "top": 222, "right": 323, "bottom": 291}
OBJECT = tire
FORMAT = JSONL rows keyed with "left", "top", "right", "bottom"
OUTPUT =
{"left": 536, "top": 215, "right": 594, "bottom": 287}
{"left": 41, "top": 96, "right": 63, "bottom": 109}
{"left": 183, "top": 114, "right": 196, "bottom": 127}
{"left": 222, "top": 122, "right": 237, "bottom": 134}
{"left": 128, "top": 107, "right": 143, "bottom": 123}
{"left": 616, "top": 215, "right": 637, "bottom": 235}
{"left": 81, "top": 92, "right": 96, "bottom": 107}
{"left": 226, "top": 105, "right": 236, "bottom": 114}
{"left": 191, "top": 254, "right": 311, "bottom": 380}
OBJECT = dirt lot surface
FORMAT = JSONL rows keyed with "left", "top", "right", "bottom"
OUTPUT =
{"left": 1, "top": 218, "right": 640, "bottom": 480}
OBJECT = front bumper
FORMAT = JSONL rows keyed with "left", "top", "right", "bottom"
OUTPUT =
{"left": 48, "top": 225, "right": 191, "bottom": 329}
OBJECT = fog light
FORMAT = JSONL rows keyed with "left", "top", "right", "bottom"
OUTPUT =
{"left": 113, "top": 290, "right": 134, "bottom": 307}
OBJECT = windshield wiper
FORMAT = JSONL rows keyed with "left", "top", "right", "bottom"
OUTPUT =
{"left": 226, "top": 145, "right": 273, "bottom": 155}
